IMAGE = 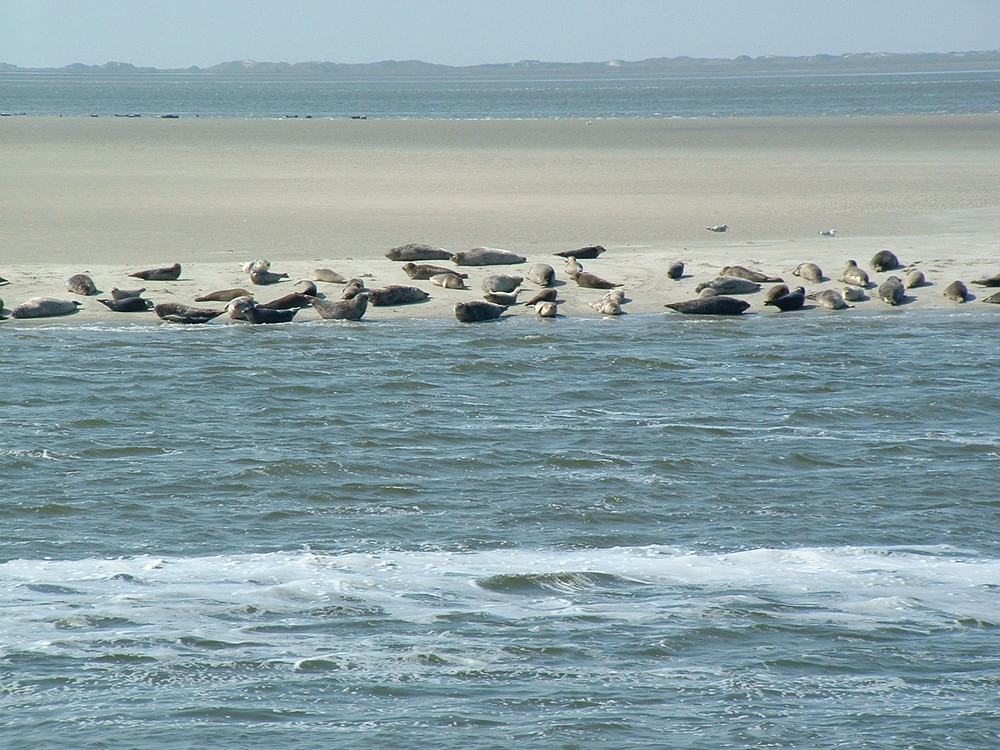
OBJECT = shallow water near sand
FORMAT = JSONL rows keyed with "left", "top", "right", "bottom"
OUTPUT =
{"left": 2, "top": 311, "right": 998, "bottom": 748}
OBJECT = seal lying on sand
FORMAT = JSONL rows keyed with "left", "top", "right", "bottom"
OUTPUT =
{"left": 11, "top": 297, "right": 82, "bottom": 318}
{"left": 564, "top": 258, "right": 584, "bottom": 278}
{"left": 313, "top": 268, "right": 349, "bottom": 283}
{"left": 840, "top": 260, "right": 870, "bottom": 287}
{"left": 110, "top": 286, "right": 146, "bottom": 300}
{"left": 982, "top": 291, "right": 1000, "bottom": 304}
{"left": 878, "top": 276, "right": 905, "bottom": 305}
{"left": 763, "top": 284, "right": 790, "bottom": 302}
{"left": 764, "top": 286, "right": 806, "bottom": 312}
{"left": 721, "top": 265, "right": 782, "bottom": 283}
{"left": 793, "top": 262, "right": 823, "bottom": 283}
{"left": 308, "top": 293, "right": 369, "bottom": 321}
{"left": 195, "top": 288, "right": 253, "bottom": 302}
{"left": 385, "top": 243, "right": 453, "bottom": 261}
{"left": 129, "top": 263, "right": 181, "bottom": 281}
{"left": 154, "top": 302, "right": 225, "bottom": 324}
{"left": 226, "top": 297, "right": 298, "bottom": 323}
{"left": 871, "top": 250, "right": 901, "bottom": 272}
{"left": 402, "top": 262, "right": 468, "bottom": 280}
{"left": 430, "top": 273, "right": 468, "bottom": 289}
{"left": 664, "top": 296, "right": 750, "bottom": 315}
{"left": 667, "top": 261, "right": 684, "bottom": 280}
{"left": 522, "top": 288, "right": 558, "bottom": 306}
{"left": 574, "top": 272, "right": 621, "bottom": 289}
{"left": 842, "top": 286, "right": 866, "bottom": 302}
{"left": 591, "top": 298, "right": 622, "bottom": 315}
{"left": 341, "top": 279, "right": 366, "bottom": 300}
{"left": 904, "top": 269, "right": 926, "bottom": 289}
{"left": 250, "top": 268, "right": 289, "bottom": 285}
{"left": 695, "top": 276, "right": 759, "bottom": 295}
{"left": 526, "top": 263, "right": 555, "bottom": 287}
{"left": 259, "top": 292, "right": 312, "bottom": 309}
{"left": 368, "top": 285, "right": 430, "bottom": 306}
{"left": 971, "top": 272, "right": 1000, "bottom": 287}
{"left": 482, "top": 274, "right": 522, "bottom": 293}
{"left": 295, "top": 280, "right": 318, "bottom": 296}
{"left": 484, "top": 291, "right": 519, "bottom": 305}
{"left": 943, "top": 280, "right": 969, "bottom": 302}
{"left": 98, "top": 297, "right": 153, "bottom": 312}
{"left": 534, "top": 301, "right": 558, "bottom": 318}
{"left": 67, "top": 273, "right": 98, "bottom": 296}
{"left": 554, "top": 245, "right": 605, "bottom": 259}
{"left": 451, "top": 247, "right": 526, "bottom": 266}
{"left": 454, "top": 300, "right": 507, "bottom": 322}
{"left": 706, "top": 224, "right": 728, "bottom": 232}
{"left": 808, "top": 289, "right": 852, "bottom": 309}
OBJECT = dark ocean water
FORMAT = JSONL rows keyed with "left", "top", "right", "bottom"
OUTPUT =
{"left": 2, "top": 312, "right": 998, "bottom": 749}
{"left": 1, "top": 68, "right": 999, "bottom": 119}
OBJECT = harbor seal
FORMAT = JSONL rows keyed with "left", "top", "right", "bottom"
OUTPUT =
{"left": 601, "top": 289, "right": 626, "bottom": 304}
{"left": 194, "top": 288, "right": 253, "bottom": 302}
{"left": 667, "top": 261, "right": 684, "bottom": 280}
{"left": 971, "top": 272, "right": 1000, "bottom": 287}
{"left": 484, "top": 291, "right": 519, "bottom": 306}
{"left": 250, "top": 268, "right": 289, "bottom": 285}
{"left": 340, "top": 279, "right": 365, "bottom": 300}
{"left": 313, "top": 268, "right": 348, "bottom": 283}
{"left": 793, "top": 262, "right": 824, "bottom": 283}
{"left": 451, "top": 247, "right": 526, "bottom": 266}
{"left": 129, "top": 263, "right": 181, "bottom": 281}
{"left": 402, "top": 262, "right": 468, "bottom": 280}
{"left": 574, "top": 272, "right": 621, "bottom": 289}
{"left": 368, "top": 285, "right": 430, "bottom": 306}
{"left": 66, "top": 273, "right": 98, "bottom": 296}
{"left": 258, "top": 292, "right": 312, "bottom": 309}
{"left": 226, "top": 297, "right": 298, "bottom": 323}
{"left": 385, "top": 243, "right": 453, "bottom": 261}
{"left": 526, "top": 263, "right": 555, "bottom": 287}
{"left": 564, "top": 258, "right": 584, "bottom": 278}
{"left": 294, "top": 280, "right": 318, "bottom": 296}
{"left": 110, "top": 286, "right": 146, "bottom": 300}
{"left": 870, "top": 250, "right": 901, "bottom": 272}
{"left": 903, "top": 269, "right": 926, "bottom": 289}
{"left": 877, "top": 276, "right": 905, "bottom": 305}
{"left": 554, "top": 245, "right": 605, "bottom": 259}
{"left": 522, "top": 288, "right": 558, "bottom": 306}
{"left": 819, "top": 229, "right": 837, "bottom": 236}
{"left": 481, "top": 274, "right": 522, "bottom": 293}
{"left": 943, "top": 280, "right": 969, "bottom": 302}
{"left": 694, "top": 276, "right": 759, "bottom": 295}
{"left": 98, "top": 297, "right": 153, "bottom": 312}
{"left": 764, "top": 286, "right": 806, "bottom": 312}
{"left": 706, "top": 224, "right": 728, "bottom": 232}
{"left": 307, "top": 292, "right": 369, "bottom": 321}
{"left": 842, "top": 286, "right": 866, "bottom": 302}
{"left": 807, "top": 289, "right": 852, "bottom": 310}
{"left": 534, "top": 301, "right": 558, "bottom": 317}
{"left": 982, "top": 291, "right": 1000, "bottom": 304}
{"left": 721, "top": 265, "right": 783, "bottom": 283}
{"left": 763, "top": 284, "right": 790, "bottom": 302}
{"left": 840, "top": 260, "right": 870, "bottom": 287}
{"left": 664, "top": 296, "right": 750, "bottom": 315}
{"left": 430, "top": 273, "right": 468, "bottom": 289}
{"left": 454, "top": 300, "right": 507, "bottom": 322}
{"left": 154, "top": 302, "right": 225, "bottom": 323}
{"left": 591, "top": 298, "right": 622, "bottom": 315}
{"left": 11, "top": 297, "right": 82, "bottom": 319}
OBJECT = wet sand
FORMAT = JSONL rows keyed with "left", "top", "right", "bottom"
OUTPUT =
{"left": 2, "top": 115, "right": 999, "bottom": 321}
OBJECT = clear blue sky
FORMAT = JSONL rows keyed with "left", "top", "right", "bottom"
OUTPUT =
{"left": 3, "top": 0, "right": 997, "bottom": 69}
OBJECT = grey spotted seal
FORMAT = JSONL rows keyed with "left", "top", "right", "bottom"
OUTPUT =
{"left": 154, "top": 302, "right": 225, "bottom": 324}
{"left": 695, "top": 276, "right": 759, "bottom": 295}
{"left": 842, "top": 286, "right": 866, "bottom": 302}
{"left": 522, "top": 288, "right": 558, "bottom": 306}
{"left": 534, "top": 301, "right": 558, "bottom": 318}
{"left": 481, "top": 274, "right": 522, "bottom": 293}
{"left": 341, "top": 279, "right": 366, "bottom": 300}
{"left": 307, "top": 292, "right": 369, "bottom": 321}
{"left": 402, "top": 262, "right": 468, "bottom": 280}
{"left": 706, "top": 224, "right": 728, "bottom": 232}
{"left": 564, "top": 258, "right": 584, "bottom": 278}
{"left": 943, "top": 280, "right": 969, "bottom": 302}
{"left": 877, "top": 276, "right": 905, "bottom": 305}
{"left": 903, "top": 269, "right": 926, "bottom": 289}
{"left": 574, "top": 272, "right": 621, "bottom": 289}
{"left": 11, "top": 297, "right": 82, "bottom": 318}
{"left": 67, "top": 274, "right": 98, "bottom": 296}
{"left": 591, "top": 298, "right": 622, "bottom": 315}
{"left": 721, "top": 265, "right": 783, "bottom": 283}
{"left": 601, "top": 289, "right": 626, "bottom": 304}
{"left": 667, "top": 261, "right": 684, "bottom": 280}
{"left": 554, "top": 245, "right": 605, "bottom": 259}
{"left": 195, "top": 288, "right": 254, "bottom": 302}
{"left": 484, "top": 291, "right": 519, "bottom": 306}
{"left": 250, "top": 268, "right": 289, "bottom": 285}
{"left": 241, "top": 259, "right": 270, "bottom": 274}
{"left": 454, "top": 300, "right": 507, "bottom": 322}
{"left": 763, "top": 284, "right": 790, "bottom": 302}
{"left": 840, "top": 260, "right": 870, "bottom": 287}
{"left": 526, "top": 263, "right": 555, "bottom": 287}
{"left": 870, "top": 250, "right": 901, "bottom": 272}
{"left": 982, "top": 291, "right": 1000, "bottom": 304}
{"left": 664, "top": 296, "right": 749, "bottom": 315}
{"left": 98, "top": 297, "right": 153, "bottom": 312}
{"left": 313, "top": 268, "right": 348, "bottom": 283}
{"left": 971, "top": 272, "right": 1000, "bottom": 287}
{"left": 259, "top": 292, "right": 312, "bottom": 309}
{"left": 793, "top": 262, "right": 824, "bottom": 283}
{"left": 430, "top": 273, "right": 468, "bottom": 289}
{"left": 807, "top": 289, "right": 852, "bottom": 310}
{"left": 764, "top": 286, "right": 806, "bottom": 312}
{"left": 129, "top": 263, "right": 181, "bottom": 281}
{"left": 110, "top": 286, "right": 146, "bottom": 300}
{"left": 451, "top": 247, "right": 526, "bottom": 266}
{"left": 368, "top": 285, "right": 430, "bottom": 306}
{"left": 385, "top": 243, "right": 453, "bottom": 261}
{"left": 226, "top": 297, "right": 299, "bottom": 323}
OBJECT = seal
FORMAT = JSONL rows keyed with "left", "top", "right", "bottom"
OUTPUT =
{"left": 154, "top": 302, "right": 225, "bottom": 324}
{"left": 402, "top": 262, "right": 468, "bottom": 280}
{"left": 110, "top": 286, "right": 146, "bottom": 300}
{"left": 842, "top": 286, "right": 866, "bottom": 302}
{"left": 481, "top": 274, "right": 522, "bottom": 293}
{"left": 721, "top": 265, "right": 783, "bottom": 283}
{"left": 526, "top": 263, "right": 555, "bottom": 287}
{"left": 295, "top": 280, "right": 318, "bottom": 296}
{"left": 66, "top": 273, "right": 98, "bottom": 296}
{"left": 870, "top": 250, "right": 901, "bottom": 272}
{"left": 943, "top": 280, "right": 969, "bottom": 302}
{"left": 819, "top": 229, "right": 837, "bottom": 236}
{"left": 129, "top": 263, "right": 181, "bottom": 281}
{"left": 840, "top": 260, "right": 870, "bottom": 287}
{"left": 522, "top": 288, "right": 558, "bottom": 306}
{"left": 591, "top": 298, "right": 622, "bottom": 315}
{"left": 793, "top": 262, "right": 823, "bottom": 283}
{"left": 764, "top": 286, "right": 806, "bottom": 312}
{"left": 454, "top": 300, "right": 507, "bottom": 322}
{"left": 564, "top": 258, "right": 584, "bottom": 278}
{"left": 706, "top": 224, "right": 728, "bottom": 232}
{"left": 698, "top": 287, "right": 720, "bottom": 297}
{"left": 451, "top": 247, "right": 526, "bottom": 266}
{"left": 484, "top": 291, "right": 519, "bottom": 306}
{"left": 313, "top": 268, "right": 348, "bottom": 283}
{"left": 807, "top": 289, "right": 852, "bottom": 310}
{"left": 903, "top": 269, "right": 926, "bottom": 289}
{"left": 194, "top": 288, "right": 254, "bottom": 302}
{"left": 534, "top": 301, "right": 558, "bottom": 318}
{"left": 971, "top": 272, "right": 1000, "bottom": 287}
{"left": 664, "top": 296, "right": 750, "bottom": 315}
{"left": 11, "top": 297, "right": 82, "bottom": 319}
{"left": 308, "top": 292, "right": 369, "bottom": 321}
{"left": 430, "top": 273, "right": 468, "bottom": 289}
{"left": 259, "top": 292, "right": 312, "bottom": 309}
{"left": 982, "top": 291, "right": 1000, "bottom": 304}
{"left": 250, "top": 268, "right": 289, "bottom": 285}
{"left": 368, "top": 285, "right": 430, "bottom": 306}
{"left": 385, "top": 243, "right": 453, "bottom": 261}
{"left": 340, "top": 278, "right": 366, "bottom": 300}
{"left": 763, "top": 284, "right": 790, "bottom": 302}
{"left": 877, "top": 276, "right": 905, "bottom": 305}
{"left": 574, "top": 272, "right": 621, "bottom": 289}
{"left": 695, "top": 276, "right": 759, "bottom": 295}
{"left": 241, "top": 259, "right": 271, "bottom": 274}
{"left": 666, "top": 261, "right": 684, "bottom": 280}
{"left": 554, "top": 245, "right": 605, "bottom": 259}
{"left": 226, "top": 297, "right": 299, "bottom": 323}
{"left": 98, "top": 297, "right": 153, "bottom": 312}
{"left": 601, "top": 289, "right": 626, "bottom": 304}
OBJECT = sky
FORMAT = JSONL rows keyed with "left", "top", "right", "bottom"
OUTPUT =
{"left": 2, "top": 0, "right": 997, "bottom": 69}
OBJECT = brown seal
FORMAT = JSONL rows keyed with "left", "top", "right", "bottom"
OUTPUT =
{"left": 430, "top": 273, "right": 468, "bottom": 289}
{"left": 971, "top": 272, "right": 1000, "bottom": 287}
{"left": 870, "top": 250, "right": 901, "bottom": 272}
{"left": 793, "top": 262, "right": 823, "bottom": 283}
{"left": 129, "top": 263, "right": 181, "bottom": 281}
{"left": 194, "top": 288, "right": 254, "bottom": 302}
{"left": 385, "top": 243, "right": 453, "bottom": 261}
{"left": 554, "top": 245, "right": 605, "bottom": 259}
{"left": 67, "top": 274, "right": 98, "bottom": 296}
{"left": 721, "top": 265, "right": 783, "bottom": 283}
{"left": 764, "top": 286, "right": 806, "bottom": 312}
{"left": 402, "top": 262, "right": 468, "bottom": 280}
{"left": 368, "top": 285, "right": 430, "bottom": 306}
{"left": 341, "top": 279, "right": 366, "bottom": 300}
{"left": 574, "top": 272, "right": 621, "bottom": 289}
{"left": 258, "top": 292, "right": 313, "bottom": 309}
{"left": 313, "top": 268, "right": 348, "bottom": 283}
{"left": 942, "top": 280, "right": 969, "bottom": 302}
{"left": 484, "top": 291, "right": 519, "bottom": 306}
{"left": 664, "top": 296, "right": 749, "bottom": 315}
{"left": 522, "top": 288, "right": 558, "bottom": 306}
{"left": 454, "top": 300, "right": 506, "bottom": 322}
{"left": 250, "top": 268, "right": 289, "bottom": 285}
{"left": 763, "top": 284, "right": 790, "bottom": 302}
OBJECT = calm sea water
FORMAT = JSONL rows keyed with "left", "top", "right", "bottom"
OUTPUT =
{"left": 1, "top": 68, "right": 999, "bottom": 119}
{"left": 2, "top": 312, "right": 999, "bottom": 749}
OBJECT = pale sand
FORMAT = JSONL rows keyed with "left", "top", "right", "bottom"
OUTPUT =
{"left": 2, "top": 115, "right": 999, "bottom": 322}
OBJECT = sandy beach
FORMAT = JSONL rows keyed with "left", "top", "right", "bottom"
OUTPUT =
{"left": 2, "top": 115, "right": 999, "bottom": 322}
